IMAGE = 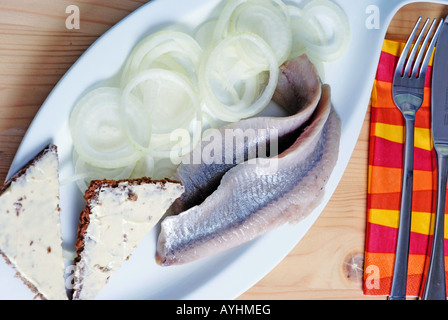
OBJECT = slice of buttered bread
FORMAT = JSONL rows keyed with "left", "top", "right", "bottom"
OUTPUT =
{"left": 0, "top": 144, "right": 67, "bottom": 300}
{"left": 72, "top": 177, "right": 183, "bottom": 300}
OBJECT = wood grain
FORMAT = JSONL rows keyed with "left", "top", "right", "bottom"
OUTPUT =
{"left": 0, "top": 0, "right": 148, "bottom": 179}
{"left": 386, "top": 3, "right": 448, "bottom": 40}
{"left": 0, "top": 0, "right": 446, "bottom": 300}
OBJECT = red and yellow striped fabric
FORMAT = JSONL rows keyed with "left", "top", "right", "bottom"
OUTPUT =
{"left": 363, "top": 39, "right": 448, "bottom": 297}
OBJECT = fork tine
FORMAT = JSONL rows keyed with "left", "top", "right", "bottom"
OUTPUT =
{"left": 418, "top": 18, "right": 444, "bottom": 79}
{"left": 396, "top": 16, "right": 422, "bottom": 77}
{"left": 412, "top": 18, "right": 437, "bottom": 78}
{"left": 404, "top": 18, "right": 430, "bottom": 77}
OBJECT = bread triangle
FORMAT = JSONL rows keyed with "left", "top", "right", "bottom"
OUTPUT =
{"left": 72, "top": 177, "right": 183, "bottom": 300}
{"left": 0, "top": 144, "right": 67, "bottom": 300}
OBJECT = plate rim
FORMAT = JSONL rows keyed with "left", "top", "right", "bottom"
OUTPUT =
{"left": 2, "top": 0, "right": 423, "bottom": 300}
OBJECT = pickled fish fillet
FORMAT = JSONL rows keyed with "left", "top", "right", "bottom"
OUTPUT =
{"left": 174, "top": 55, "right": 321, "bottom": 213}
{"left": 157, "top": 84, "right": 341, "bottom": 266}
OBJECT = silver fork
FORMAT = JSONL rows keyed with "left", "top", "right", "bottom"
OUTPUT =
{"left": 389, "top": 16, "right": 443, "bottom": 300}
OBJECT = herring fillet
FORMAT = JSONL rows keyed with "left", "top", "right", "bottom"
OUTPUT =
{"left": 174, "top": 55, "right": 321, "bottom": 213}
{"left": 157, "top": 85, "right": 340, "bottom": 266}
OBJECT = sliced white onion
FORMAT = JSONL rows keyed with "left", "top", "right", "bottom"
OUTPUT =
{"left": 69, "top": 87, "right": 145, "bottom": 169}
{"left": 287, "top": 4, "right": 303, "bottom": 19}
{"left": 122, "top": 68, "right": 202, "bottom": 158}
{"left": 152, "top": 157, "right": 180, "bottom": 180}
{"left": 289, "top": 19, "right": 326, "bottom": 81}
{"left": 121, "top": 30, "right": 203, "bottom": 87}
{"left": 228, "top": 1, "right": 292, "bottom": 64}
{"left": 199, "top": 32, "right": 279, "bottom": 122}
{"left": 195, "top": 19, "right": 218, "bottom": 50}
{"left": 213, "top": 0, "right": 289, "bottom": 41}
{"left": 201, "top": 109, "right": 223, "bottom": 130}
{"left": 72, "top": 150, "right": 136, "bottom": 193}
{"left": 301, "top": 0, "right": 350, "bottom": 61}
{"left": 130, "top": 155, "right": 155, "bottom": 179}
{"left": 290, "top": 20, "right": 322, "bottom": 57}
{"left": 212, "top": 0, "right": 250, "bottom": 42}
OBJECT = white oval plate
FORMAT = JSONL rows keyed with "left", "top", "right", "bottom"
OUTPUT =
{"left": 0, "top": 0, "right": 434, "bottom": 300}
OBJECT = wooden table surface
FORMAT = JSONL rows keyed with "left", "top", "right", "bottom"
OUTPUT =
{"left": 1, "top": 0, "right": 447, "bottom": 300}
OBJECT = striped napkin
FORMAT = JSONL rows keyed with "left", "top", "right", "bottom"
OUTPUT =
{"left": 363, "top": 39, "right": 448, "bottom": 298}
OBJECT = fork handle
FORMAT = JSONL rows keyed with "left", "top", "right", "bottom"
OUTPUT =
{"left": 421, "top": 147, "right": 448, "bottom": 300}
{"left": 389, "top": 117, "right": 415, "bottom": 300}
